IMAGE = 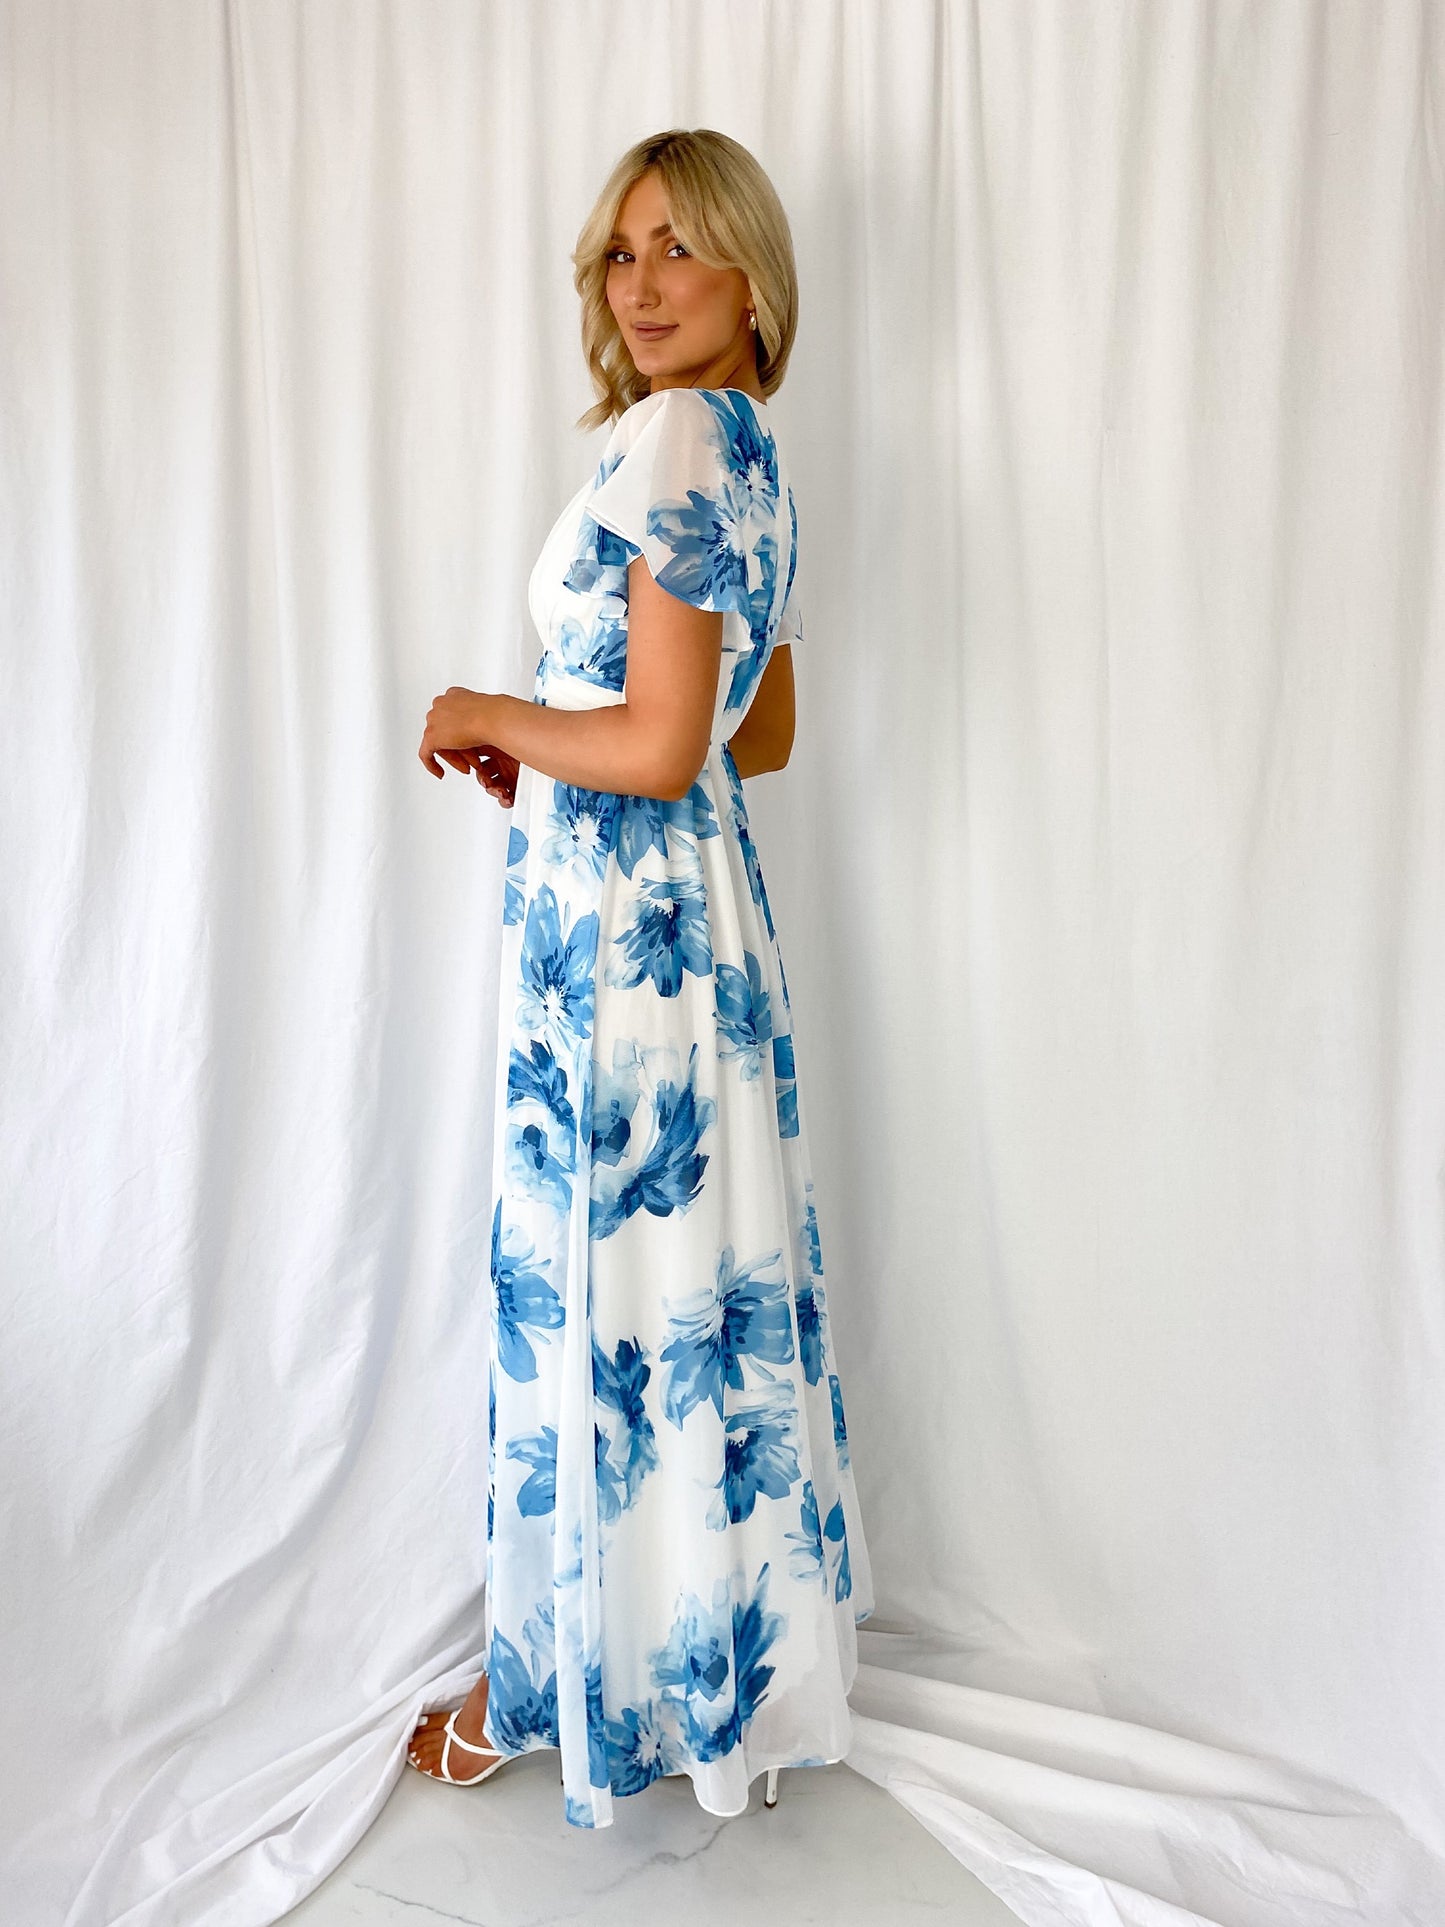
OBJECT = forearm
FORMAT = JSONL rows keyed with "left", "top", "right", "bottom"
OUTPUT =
{"left": 481, "top": 692, "right": 683, "bottom": 799}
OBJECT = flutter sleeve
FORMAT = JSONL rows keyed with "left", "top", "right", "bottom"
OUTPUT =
{"left": 562, "top": 388, "right": 749, "bottom": 615}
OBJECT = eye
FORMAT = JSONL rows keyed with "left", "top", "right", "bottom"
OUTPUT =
{"left": 604, "top": 241, "right": 688, "bottom": 265}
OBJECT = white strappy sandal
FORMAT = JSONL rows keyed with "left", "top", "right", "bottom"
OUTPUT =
{"left": 409, "top": 1710, "right": 783, "bottom": 1805}
{"left": 407, "top": 1707, "right": 509, "bottom": 1786}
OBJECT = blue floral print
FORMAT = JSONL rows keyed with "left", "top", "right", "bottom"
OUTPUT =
{"left": 658, "top": 1243, "right": 797, "bottom": 1425}
{"left": 489, "top": 1203, "right": 564, "bottom": 1385}
{"left": 605, "top": 872, "right": 713, "bottom": 996}
{"left": 593, "top": 1332, "right": 659, "bottom": 1512}
{"left": 714, "top": 949, "right": 774, "bottom": 1077}
{"left": 508, "top": 1426, "right": 558, "bottom": 1517}
{"left": 516, "top": 884, "right": 598, "bottom": 1056}
{"left": 541, "top": 781, "right": 620, "bottom": 883}
{"left": 482, "top": 385, "right": 873, "bottom": 1827}
{"left": 588, "top": 1039, "right": 716, "bottom": 1241}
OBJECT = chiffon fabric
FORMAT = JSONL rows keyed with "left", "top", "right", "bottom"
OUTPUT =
{"left": 481, "top": 385, "right": 873, "bottom": 1827}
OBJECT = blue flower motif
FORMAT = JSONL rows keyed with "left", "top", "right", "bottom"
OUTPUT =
{"left": 643, "top": 487, "right": 749, "bottom": 611}
{"left": 504, "top": 1039, "right": 579, "bottom": 1212}
{"left": 662, "top": 779, "right": 724, "bottom": 846}
{"left": 646, "top": 1573, "right": 742, "bottom": 1762}
{"left": 651, "top": 1574, "right": 732, "bottom": 1703}
{"left": 541, "top": 781, "right": 620, "bottom": 882}
{"left": 563, "top": 509, "right": 633, "bottom": 600}
{"left": 604, "top": 1697, "right": 678, "bottom": 1795}
{"left": 507, "top": 1425, "right": 558, "bottom": 1517}
{"left": 595, "top": 1418, "right": 628, "bottom": 1523}
{"left": 503, "top": 823, "right": 528, "bottom": 926}
{"left": 589, "top": 1040, "right": 643, "bottom": 1169}
{"left": 485, "top": 1629, "right": 559, "bottom": 1752}
{"left": 612, "top": 783, "right": 721, "bottom": 881}
{"left": 517, "top": 883, "right": 599, "bottom": 1058}
{"left": 638, "top": 1558, "right": 788, "bottom": 1763}
{"left": 490, "top": 1199, "right": 565, "bottom": 1383}
{"left": 589, "top": 1042, "right": 716, "bottom": 1241}
{"left": 786, "top": 1478, "right": 826, "bottom": 1583}
{"left": 659, "top": 1242, "right": 796, "bottom": 1429}
{"left": 771, "top": 1030, "right": 798, "bottom": 1138}
{"left": 549, "top": 608, "right": 628, "bottom": 691}
{"left": 823, "top": 1496, "right": 853, "bottom": 1603}
{"left": 794, "top": 1277, "right": 825, "bottom": 1386}
{"left": 732, "top": 1560, "right": 787, "bottom": 1721}
{"left": 707, "top": 1380, "right": 802, "bottom": 1528}
{"left": 592, "top": 1334, "right": 659, "bottom": 1509}
{"left": 504, "top": 1120, "right": 570, "bottom": 1215}
{"left": 604, "top": 873, "right": 712, "bottom": 997}
{"left": 714, "top": 948, "right": 773, "bottom": 1077}
{"left": 712, "top": 394, "right": 780, "bottom": 522}
{"left": 829, "top": 1371, "right": 851, "bottom": 1470}
{"left": 507, "top": 1037, "right": 577, "bottom": 1134}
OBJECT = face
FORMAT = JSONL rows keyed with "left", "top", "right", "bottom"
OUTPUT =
{"left": 604, "top": 170, "right": 755, "bottom": 391}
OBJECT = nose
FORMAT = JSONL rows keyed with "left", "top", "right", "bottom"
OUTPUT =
{"left": 624, "top": 263, "right": 660, "bottom": 310}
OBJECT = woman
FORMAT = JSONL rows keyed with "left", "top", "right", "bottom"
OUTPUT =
{"left": 409, "top": 127, "right": 873, "bottom": 1828}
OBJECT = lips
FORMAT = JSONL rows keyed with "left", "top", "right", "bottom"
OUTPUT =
{"left": 633, "top": 323, "right": 677, "bottom": 338}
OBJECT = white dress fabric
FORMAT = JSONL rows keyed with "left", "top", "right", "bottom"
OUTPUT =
{"left": 481, "top": 385, "right": 875, "bottom": 1828}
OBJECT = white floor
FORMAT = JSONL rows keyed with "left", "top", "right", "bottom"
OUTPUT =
{"left": 287, "top": 1751, "right": 1022, "bottom": 1925}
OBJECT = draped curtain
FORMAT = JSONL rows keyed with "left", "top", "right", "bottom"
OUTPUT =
{"left": 3, "top": 3, "right": 1442, "bottom": 1922}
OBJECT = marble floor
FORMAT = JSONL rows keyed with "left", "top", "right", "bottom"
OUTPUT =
{"left": 287, "top": 1750, "right": 1023, "bottom": 1925}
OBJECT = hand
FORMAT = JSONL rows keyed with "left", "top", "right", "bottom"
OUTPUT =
{"left": 436, "top": 743, "right": 519, "bottom": 809}
{"left": 475, "top": 745, "right": 520, "bottom": 808}
{"left": 419, "top": 686, "right": 494, "bottom": 779}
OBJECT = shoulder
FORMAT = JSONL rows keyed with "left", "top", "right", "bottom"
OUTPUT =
{"left": 601, "top": 386, "right": 775, "bottom": 462}
{"left": 604, "top": 385, "right": 714, "bottom": 448}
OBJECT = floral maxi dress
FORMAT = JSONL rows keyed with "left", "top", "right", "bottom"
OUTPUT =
{"left": 481, "top": 384, "right": 874, "bottom": 1827}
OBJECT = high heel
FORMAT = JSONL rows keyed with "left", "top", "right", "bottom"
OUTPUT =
{"left": 765, "top": 1766, "right": 780, "bottom": 1808}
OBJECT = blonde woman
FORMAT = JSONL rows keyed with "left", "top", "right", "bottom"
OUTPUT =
{"left": 411, "top": 128, "right": 873, "bottom": 1827}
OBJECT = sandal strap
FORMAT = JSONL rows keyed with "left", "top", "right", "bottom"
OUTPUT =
{"left": 443, "top": 1708, "right": 501, "bottom": 1757}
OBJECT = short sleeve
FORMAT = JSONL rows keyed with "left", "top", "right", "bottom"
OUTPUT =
{"left": 562, "top": 389, "right": 749, "bottom": 615}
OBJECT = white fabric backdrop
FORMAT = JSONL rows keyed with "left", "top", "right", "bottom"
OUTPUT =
{"left": 3, "top": 3, "right": 1443, "bottom": 1923}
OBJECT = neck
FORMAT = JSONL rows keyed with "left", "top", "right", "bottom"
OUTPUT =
{"left": 652, "top": 338, "right": 764, "bottom": 404}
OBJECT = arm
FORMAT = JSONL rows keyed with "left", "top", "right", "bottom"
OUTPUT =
{"left": 419, "top": 552, "right": 722, "bottom": 802}
{"left": 725, "top": 642, "right": 795, "bottom": 778}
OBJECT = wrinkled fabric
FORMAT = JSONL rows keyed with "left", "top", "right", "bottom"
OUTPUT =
{"left": 6, "top": 4, "right": 1445, "bottom": 1924}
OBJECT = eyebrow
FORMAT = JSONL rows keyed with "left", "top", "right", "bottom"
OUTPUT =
{"left": 606, "top": 221, "right": 676, "bottom": 245}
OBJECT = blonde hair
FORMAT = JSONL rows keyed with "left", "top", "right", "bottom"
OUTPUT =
{"left": 571, "top": 128, "right": 799, "bottom": 433}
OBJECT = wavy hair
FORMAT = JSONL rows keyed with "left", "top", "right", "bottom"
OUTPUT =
{"left": 572, "top": 128, "right": 799, "bottom": 433}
